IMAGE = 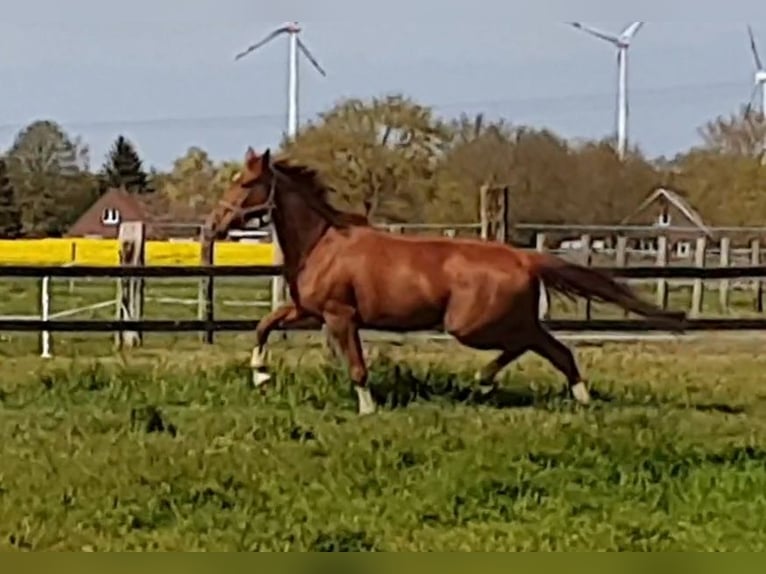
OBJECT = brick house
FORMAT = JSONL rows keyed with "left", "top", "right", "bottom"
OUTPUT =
{"left": 66, "top": 188, "right": 205, "bottom": 240}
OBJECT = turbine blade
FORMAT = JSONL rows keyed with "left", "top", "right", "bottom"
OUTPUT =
{"left": 297, "top": 38, "right": 327, "bottom": 76}
{"left": 234, "top": 26, "right": 289, "bottom": 61}
{"left": 748, "top": 25, "right": 764, "bottom": 70}
{"left": 568, "top": 21, "right": 620, "bottom": 45}
{"left": 620, "top": 21, "right": 644, "bottom": 42}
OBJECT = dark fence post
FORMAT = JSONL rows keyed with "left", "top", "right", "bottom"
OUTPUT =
{"left": 198, "top": 229, "right": 215, "bottom": 344}
{"left": 115, "top": 221, "right": 145, "bottom": 349}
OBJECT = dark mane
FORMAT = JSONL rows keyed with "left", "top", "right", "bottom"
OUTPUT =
{"left": 273, "top": 157, "right": 369, "bottom": 228}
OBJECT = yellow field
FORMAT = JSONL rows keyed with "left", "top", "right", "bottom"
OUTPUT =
{"left": 0, "top": 238, "right": 276, "bottom": 266}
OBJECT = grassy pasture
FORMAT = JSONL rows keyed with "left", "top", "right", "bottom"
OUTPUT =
{"left": 0, "top": 332, "right": 765, "bottom": 551}
{"left": 0, "top": 277, "right": 273, "bottom": 324}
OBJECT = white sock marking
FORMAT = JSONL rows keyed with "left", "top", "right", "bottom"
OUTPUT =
{"left": 252, "top": 370, "right": 271, "bottom": 388}
{"left": 250, "top": 346, "right": 268, "bottom": 369}
{"left": 250, "top": 346, "right": 270, "bottom": 388}
{"left": 355, "top": 387, "right": 377, "bottom": 415}
{"left": 571, "top": 381, "right": 591, "bottom": 405}
{"left": 478, "top": 383, "right": 497, "bottom": 396}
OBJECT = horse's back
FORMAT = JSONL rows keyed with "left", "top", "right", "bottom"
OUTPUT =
{"left": 340, "top": 226, "right": 531, "bottom": 277}
{"left": 306, "top": 227, "right": 532, "bottom": 328}
{"left": 313, "top": 227, "right": 452, "bottom": 328}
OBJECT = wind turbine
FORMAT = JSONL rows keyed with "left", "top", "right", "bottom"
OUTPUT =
{"left": 568, "top": 21, "right": 644, "bottom": 160}
{"left": 234, "top": 22, "right": 326, "bottom": 316}
{"left": 235, "top": 21, "right": 326, "bottom": 140}
{"left": 745, "top": 25, "right": 766, "bottom": 117}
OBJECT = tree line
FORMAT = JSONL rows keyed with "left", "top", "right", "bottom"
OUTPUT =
{"left": 1, "top": 94, "right": 765, "bottom": 238}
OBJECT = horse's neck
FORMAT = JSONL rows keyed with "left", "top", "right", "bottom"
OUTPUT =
{"left": 271, "top": 191, "right": 330, "bottom": 281}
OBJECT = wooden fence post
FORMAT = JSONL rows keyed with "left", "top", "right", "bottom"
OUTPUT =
{"left": 616, "top": 236, "right": 629, "bottom": 317}
{"left": 580, "top": 234, "right": 593, "bottom": 319}
{"left": 752, "top": 238, "right": 763, "bottom": 312}
{"left": 498, "top": 186, "right": 510, "bottom": 243}
{"left": 655, "top": 235, "right": 669, "bottom": 310}
{"left": 690, "top": 236, "right": 707, "bottom": 318}
{"left": 535, "top": 232, "right": 546, "bottom": 253}
{"left": 719, "top": 236, "right": 731, "bottom": 313}
{"left": 198, "top": 230, "right": 215, "bottom": 344}
{"left": 68, "top": 242, "right": 77, "bottom": 294}
{"left": 615, "top": 236, "right": 628, "bottom": 268}
{"left": 478, "top": 185, "right": 510, "bottom": 243}
{"left": 479, "top": 184, "right": 489, "bottom": 241}
{"left": 39, "top": 275, "right": 52, "bottom": 358}
{"left": 116, "top": 222, "right": 145, "bottom": 349}
{"left": 535, "top": 233, "right": 550, "bottom": 320}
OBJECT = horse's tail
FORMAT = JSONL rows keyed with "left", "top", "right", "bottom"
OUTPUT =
{"left": 524, "top": 251, "right": 687, "bottom": 331}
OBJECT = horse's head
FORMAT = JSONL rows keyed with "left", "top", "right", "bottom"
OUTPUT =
{"left": 205, "top": 147, "right": 277, "bottom": 239}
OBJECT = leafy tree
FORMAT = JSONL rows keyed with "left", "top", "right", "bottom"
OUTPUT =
{"left": 435, "top": 114, "right": 516, "bottom": 222}
{"left": 215, "top": 160, "right": 244, "bottom": 190}
{"left": 5, "top": 120, "right": 97, "bottom": 236}
{"left": 0, "top": 158, "right": 22, "bottom": 238}
{"left": 697, "top": 105, "right": 766, "bottom": 160}
{"left": 98, "top": 94, "right": 766, "bottom": 231}
{"left": 666, "top": 106, "right": 766, "bottom": 226}
{"left": 439, "top": 119, "right": 579, "bottom": 224}
{"left": 669, "top": 149, "right": 766, "bottom": 226}
{"left": 439, "top": 115, "right": 661, "bottom": 228}
{"left": 282, "top": 94, "right": 452, "bottom": 222}
{"left": 156, "top": 147, "right": 239, "bottom": 214}
{"left": 100, "top": 135, "right": 150, "bottom": 193}
{"left": 568, "top": 139, "right": 660, "bottom": 224}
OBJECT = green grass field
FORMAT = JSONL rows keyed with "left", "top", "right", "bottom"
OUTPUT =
{"left": 1, "top": 277, "right": 273, "bottom": 323}
{"left": 1, "top": 329, "right": 766, "bottom": 551}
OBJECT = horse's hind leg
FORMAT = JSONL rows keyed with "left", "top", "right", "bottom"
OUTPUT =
{"left": 474, "top": 342, "right": 530, "bottom": 394}
{"left": 528, "top": 327, "right": 590, "bottom": 405}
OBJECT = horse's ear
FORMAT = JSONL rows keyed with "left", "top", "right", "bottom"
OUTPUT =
{"left": 262, "top": 148, "right": 272, "bottom": 170}
{"left": 245, "top": 146, "right": 256, "bottom": 163}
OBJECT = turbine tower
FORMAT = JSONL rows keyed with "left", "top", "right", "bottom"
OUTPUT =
{"left": 234, "top": 22, "right": 326, "bottom": 314}
{"left": 746, "top": 25, "right": 766, "bottom": 116}
{"left": 568, "top": 21, "right": 644, "bottom": 159}
{"left": 235, "top": 21, "right": 326, "bottom": 139}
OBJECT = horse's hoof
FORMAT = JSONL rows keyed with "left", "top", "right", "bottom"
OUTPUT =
{"left": 252, "top": 369, "right": 271, "bottom": 390}
{"left": 571, "top": 382, "right": 591, "bottom": 405}
{"left": 358, "top": 404, "right": 377, "bottom": 416}
{"left": 478, "top": 383, "right": 497, "bottom": 396}
{"left": 356, "top": 387, "right": 377, "bottom": 416}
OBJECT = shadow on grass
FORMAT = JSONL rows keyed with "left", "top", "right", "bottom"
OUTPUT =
{"left": 687, "top": 402, "right": 746, "bottom": 415}
{"left": 361, "top": 359, "right": 580, "bottom": 412}
{"left": 356, "top": 357, "right": 750, "bottom": 416}
{"left": 586, "top": 386, "right": 747, "bottom": 416}
{"left": 20, "top": 352, "right": 747, "bottom": 418}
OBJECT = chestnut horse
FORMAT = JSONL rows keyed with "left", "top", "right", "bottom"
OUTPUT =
{"left": 206, "top": 147, "right": 686, "bottom": 415}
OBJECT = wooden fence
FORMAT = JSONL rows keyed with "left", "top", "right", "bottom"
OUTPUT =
{"left": 4, "top": 264, "right": 766, "bottom": 339}
{"left": 382, "top": 221, "right": 766, "bottom": 317}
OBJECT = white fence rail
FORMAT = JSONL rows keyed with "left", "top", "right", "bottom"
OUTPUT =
{"left": 1, "top": 271, "right": 277, "bottom": 358}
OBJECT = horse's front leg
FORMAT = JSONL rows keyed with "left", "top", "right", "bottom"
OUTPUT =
{"left": 251, "top": 304, "right": 321, "bottom": 388}
{"left": 323, "top": 305, "right": 375, "bottom": 416}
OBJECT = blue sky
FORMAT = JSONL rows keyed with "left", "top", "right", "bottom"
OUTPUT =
{"left": 2, "top": 1, "right": 766, "bottom": 171}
